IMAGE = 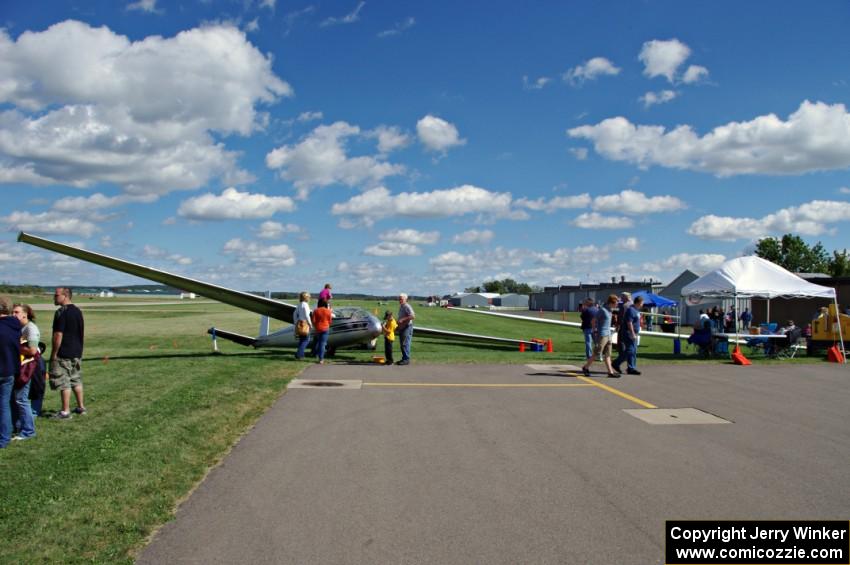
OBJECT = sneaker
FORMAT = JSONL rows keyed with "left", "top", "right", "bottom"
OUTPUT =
{"left": 581, "top": 367, "right": 590, "bottom": 377}
{"left": 11, "top": 435, "right": 27, "bottom": 441}
{"left": 626, "top": 368, "right": 642, "bottom": 375}
{"left": 396, "top": 360, "right": 410, "bottom": 366}
{"left": 611, "top": 364, "right": 621, "bottom": 375}
{"left": 607, "top": 372, "right": 620, "bottom": 378}
{"left": 72, "top": 407, "right": 87, "bottom": 415}
{"left": 53, "top": 411, "right": 72, "bottom": 420}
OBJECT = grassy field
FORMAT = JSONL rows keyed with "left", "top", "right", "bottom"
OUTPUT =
{"left": 0, "top": 298, "right": 828, "bottom": 563}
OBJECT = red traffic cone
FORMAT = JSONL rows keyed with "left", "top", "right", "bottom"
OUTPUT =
{"left": 519, "top": 342, "right": 526, "bottom": 352}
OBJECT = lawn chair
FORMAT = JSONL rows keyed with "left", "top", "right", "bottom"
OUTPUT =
{"left": 773, "top": 327, "right": 803, "bottom": 359}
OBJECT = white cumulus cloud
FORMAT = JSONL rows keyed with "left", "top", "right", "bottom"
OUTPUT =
{"left": 615, "top": 237, "right": 640, "bottom": 251}
{"left": 223, "top": 238, "right": 295, "bottom": 267}
{"left": 572, "top": 212, "right": 635, "bottom": 229}
{"left": 516, "top": 193, "right": 592, "bottom": 212}
{"left": 178, "top": 187, "right": 295, "bottom": 220}
{"left": 0, "top": 21, "right": 290, "bottom": 195}
{"left": 363, "top": 242, "right": 422, "bottom": 256}
{"left": 331, "top": 185, "right": 520, "bottom": 226}
{"left": 640, "top": 90, "right": 677, "bottom": 108}
{"left": 568, "top": 100, "right": 850, "bottom": 176}
{"left": 592, "top": 189, "right": 686, "bottom": 215}
{"left": 266, "top": 121, "right": 405, "bottom": 199}
{"left": 141, "top": 244, "right": 192, "bottom": 265}
{"left": 452, "top": 229, "right": 494, "bottom": 245}
{"left": 639, "top": 39, "right": 691, "bottom": 83}
{"left": 416, "top": 115, "right": 466, "bottom": 153}
{"left": 523, "top": 75, "right": 551, "bottom": 90}
{"left": 369, "top": 125, "right": 411, "bottom": 154}
{"left": 682, "top": 65, "right": 709, "bottom": 84}
{"left": 255, "top": 220, "right": 302, "bottom": 239}
{"left": 564, "top": 57, "right": 621, "bottom": 85}
{"left": 1, "top": 210, "right": 99, "bottom": 237}
{"left": 687, "top": 200, "right": 850, "bottom": 241}
{"left": 126, "top": 0, "right": 160, "bottom": 13}
{"left": 379, "top": 229, "right": 440, "bottom": 245}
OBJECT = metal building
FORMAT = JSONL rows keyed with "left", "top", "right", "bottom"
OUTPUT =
{"left": 448, "top": 292, "right": 498, "bottom": 308}
{"left": 529, "top": 277, "right": 659, "bottom": 312}
{"left": 493, "top": 293, "right": 529, "bottom": 308}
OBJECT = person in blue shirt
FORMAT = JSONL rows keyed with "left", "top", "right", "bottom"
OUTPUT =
{"left": 579, "top": 297, "right": 598, "bottom": 361}
{"left": 612, "top": 295, "right": 644, "bottom": 376}
{"left": 739, "top": 308, "right": 752, "bottom": 331}
{"left": 582, "top": 294, "right": 619, "bottom": 378}
{"left": 0, "top": 297, "right": 24, "bottom": 448}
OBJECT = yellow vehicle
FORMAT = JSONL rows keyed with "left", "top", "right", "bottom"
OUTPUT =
{"left": 808, "top": 303, "right": 850, "bottom": 354}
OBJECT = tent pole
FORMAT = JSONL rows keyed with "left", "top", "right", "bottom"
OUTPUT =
{"left": 734, "top": 293, "right": 739, "bottom": 355}
{"left": 767, "top": 299, "right": 770, "bottom": 329}
{"left": 834, "top": 294, "right": 847, "bottom": 364}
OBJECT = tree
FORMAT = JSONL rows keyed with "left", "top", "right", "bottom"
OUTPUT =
{"left": 464, "top": 285, "right": 481, "bottom": 293}
{"left": 830, "top": 249, "right": 850, "bottom": 277}
{"left": 482, "top": 280, "right": 505, "bottom": 294}
{"left": 477, "top": 278, "right": 536, "bottom": 294}
{"left": 754, "top": 234, "right": 829, "bottom": 273}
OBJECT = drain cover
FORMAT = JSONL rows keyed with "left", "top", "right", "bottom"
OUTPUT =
{"left": 288, "top": 379, "right": 362, "bottom": 389}
{"left": 624, "top": 408, "right": 731, "bottom": 425}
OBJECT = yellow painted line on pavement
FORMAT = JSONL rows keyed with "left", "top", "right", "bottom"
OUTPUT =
{"left": 363, "top": 382, "right": 594, "bottom": 388}
{"left": 573, "top": 374, "right": 658, "bottom": 409}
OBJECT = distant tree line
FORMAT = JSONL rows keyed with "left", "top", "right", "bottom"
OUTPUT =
{"left": 754, "top": 234, "right": 850, "bottom": 276}
{"left": 464, "top": 278, "right": 541, "bottom": 295}
{"left": 0, "top": 284, "right": 45, "bottom": 294}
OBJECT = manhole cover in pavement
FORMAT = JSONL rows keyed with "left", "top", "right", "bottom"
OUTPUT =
{"left": 624, "top": 407, "right": 731, "bottom": 425}
{"left": 288, "top": 379, "right": 363, "bottom": 389}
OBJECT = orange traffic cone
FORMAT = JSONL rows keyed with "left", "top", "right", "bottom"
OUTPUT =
{"left": 731, "top": 345, "right": 751, "bottom": 366}
{"left": 545, "top": 339, "right": 553, "bottom": 353}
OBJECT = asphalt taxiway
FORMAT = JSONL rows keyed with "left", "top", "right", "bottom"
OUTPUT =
{"left": 138, "top": 362, "right": 850, "bottom": 564}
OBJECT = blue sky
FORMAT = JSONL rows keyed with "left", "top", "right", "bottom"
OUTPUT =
{"left": 2, "top": 1, "right": 850, "bottom": 295}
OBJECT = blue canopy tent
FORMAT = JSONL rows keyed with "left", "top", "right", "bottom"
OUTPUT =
{"left": 632, "top": 291, "right": 677, "bottom": 308}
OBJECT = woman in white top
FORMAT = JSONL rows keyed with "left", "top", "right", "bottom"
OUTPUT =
{"left": 293, "top": 291, "right": 313, "bottom": 360}
{"left": 13, "top": 304, "right": 39, "bottom": 437}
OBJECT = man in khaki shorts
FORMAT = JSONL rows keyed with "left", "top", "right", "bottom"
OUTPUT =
{"left": 48, "top": 288, "right": 86, "bottom": 419}
{"left": 581, "top": 294, "right": 619, "bottom": 378}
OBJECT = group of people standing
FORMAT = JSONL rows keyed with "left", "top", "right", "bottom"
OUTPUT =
{"left": 579, "top": 292, "right": 645, "bottom": 378}
{"left": 699, "top": 305, "right": 750, "bottom": 333}
{"left": 292, "top": 285, "right": 416, "bottom": 366}
{"left": 293, "top": 284, "right": 333, "bottom": 364}
{"left": 382, "top": 293, "right": 415, "bottom": 366}
{"left": 1, "top": 287, "right": 86, "bottom": 449}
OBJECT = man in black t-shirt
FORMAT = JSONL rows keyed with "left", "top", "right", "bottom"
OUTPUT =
{"left": 49, "top": 288, "right": 85, "bottom": 419}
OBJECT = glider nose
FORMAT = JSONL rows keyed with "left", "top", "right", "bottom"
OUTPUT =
{"left": 367, "top": 315, "right": 382, "bottom": 338}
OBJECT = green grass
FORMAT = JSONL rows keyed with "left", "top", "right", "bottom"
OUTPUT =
{"left": 0, "top": 301, "right": 299, "bottom": 564}
{"left": 0, "top": 299, "right": 828, "bottom": 563}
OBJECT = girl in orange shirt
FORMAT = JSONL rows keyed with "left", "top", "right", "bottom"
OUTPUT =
{"left": 311, "top": 299, "right": 333, "bottom": 364}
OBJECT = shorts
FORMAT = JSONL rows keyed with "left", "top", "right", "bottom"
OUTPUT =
{"left": 49, "top": 357, "right": 82, "bottom": 391}
{"left": 594, "top": 336, "right": 612, "bottom": 359}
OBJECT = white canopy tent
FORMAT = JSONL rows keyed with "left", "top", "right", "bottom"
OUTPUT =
{"left": 679, "top": 256, "right": 845, "bottom": 362}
